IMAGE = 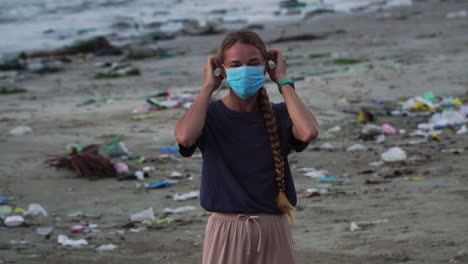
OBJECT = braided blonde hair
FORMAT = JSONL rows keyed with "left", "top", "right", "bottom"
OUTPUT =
{"left": 217, "top": 29, "right": 294, "bottom": 222}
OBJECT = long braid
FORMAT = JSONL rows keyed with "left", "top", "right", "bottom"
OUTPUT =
{"left": 257, "top": 87, "right": 295, "bottom": 223}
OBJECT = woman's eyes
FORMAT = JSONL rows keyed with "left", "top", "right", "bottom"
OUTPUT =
{"left": 229, "top": 63, "right": 261, "bottom": 67}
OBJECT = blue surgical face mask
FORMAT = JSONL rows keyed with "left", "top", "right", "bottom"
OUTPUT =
{"left": 225, "top": 66, "right": 266, "bottom": 99}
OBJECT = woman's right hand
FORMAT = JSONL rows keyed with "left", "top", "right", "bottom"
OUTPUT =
{"left": 203, "top": 56, "right": 224, "bottom": 93}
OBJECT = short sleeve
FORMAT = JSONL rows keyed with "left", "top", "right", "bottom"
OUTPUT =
{"left": 274, "top": 103, "right": 309, "bottom": 154}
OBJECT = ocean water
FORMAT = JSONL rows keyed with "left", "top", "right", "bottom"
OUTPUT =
{"left": 0, "top": 0, "right": 412, "bottom": 55}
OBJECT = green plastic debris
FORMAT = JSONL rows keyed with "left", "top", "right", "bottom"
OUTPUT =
{"left": 424, "top": 92, "right": 437, "bottom": 103}
{"left": 333, "top": 58, "right": 363, "bottom": 65}
{"left": 0, "top": 58, "right": 26, "bottom": 71}
{"left": 94, "top": 66, "right": 140, "bottom": 79}
{"left": 299, "top": 69, "right": 338, "bottom": 77}
{"left": 0, "top": 86, "right": 27, "bottom": 95}
{"left": 308, "top": 53, "right": 331, "bottom": 60}
{"left": 279, "top": 1, "right": 306, "bottom": 9}
{"left": 32, "top": 65, "right": 63, "bottom": 74}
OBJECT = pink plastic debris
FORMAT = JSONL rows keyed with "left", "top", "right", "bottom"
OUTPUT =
{"left": 114, "top": 162, "right": 129, "bottom": 174}
{"left": 381, "top": 123, "right": 396, "bottom": 135}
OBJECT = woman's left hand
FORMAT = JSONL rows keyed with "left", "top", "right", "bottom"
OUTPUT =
{"left": 266, "top": 49, "right": 288, "bottom": 84}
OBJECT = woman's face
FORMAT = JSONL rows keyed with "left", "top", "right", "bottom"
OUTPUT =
{"left": 223, "top": 43, "right": 265, "bottom": 69}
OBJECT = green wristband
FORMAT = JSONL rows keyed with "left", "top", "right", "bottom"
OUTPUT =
{"left": 277, "top": 79, "right": 295, "bottom": 94}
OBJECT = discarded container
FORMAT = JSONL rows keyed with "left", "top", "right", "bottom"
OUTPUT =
{"left": 96, "top": 244, "right": 118, "bottom": 252}
{"left": 101, "top": 136, "right": 129, "bottom": 158}
{"left": 130, "top": 207, "right": 156, "bottom": 222}
{"left": 4, "top": 215, "right": 24, "bottom": 227}
{"left": 163, "top": 206, "right": 196, "bottom": 214}
{"left": 161, "top": 146, "right": 179, "bottom": 154}
{"left": 70, "top": 224, "right": 86, "bottom": 233}
{"left": 147, "top": 180, "right": 178, "bottom": 189}
{"left": 174, "top": 191, "right": 199, "bottom": 201}
{"left": 24, "top": 203, "right": 48, "bottom": 217}
{"left": 381, "top": 147, "right": 407, "bottom": 162}
{"left": 7, "top": 126, "right": 32, "bottom": 136}
{"left": 57, "top": 234, "right": 88, "bottom": 247}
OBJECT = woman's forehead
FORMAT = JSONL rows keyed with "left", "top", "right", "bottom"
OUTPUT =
{"left": 224, "top": 43, "right": 264, "bottom": 63}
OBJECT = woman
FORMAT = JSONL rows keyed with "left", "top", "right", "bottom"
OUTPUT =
{"left": 174, "top": 29, "right": 318, "bottom": 264}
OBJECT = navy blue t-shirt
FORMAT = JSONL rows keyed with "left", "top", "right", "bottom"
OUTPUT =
{"left": 179, "top": 99, "right": 309, "bottom": 214}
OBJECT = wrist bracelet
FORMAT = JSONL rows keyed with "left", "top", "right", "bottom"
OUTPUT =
{"left": 277, "top": 79, "right": 295, "bottom": 94}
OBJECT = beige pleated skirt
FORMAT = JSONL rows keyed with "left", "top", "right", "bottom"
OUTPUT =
{"left": 202, "top": 212, "right": 296, "bottom": 264}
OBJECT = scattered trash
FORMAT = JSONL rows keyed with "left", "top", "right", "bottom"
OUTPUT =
{"left": 96, "top": 243, "right": 118, "bottom": 252}
{"left": 114, "top": 162, "right": 129, "bottom": 174}
{"left": 161, "top": 146, "right": 179, "bottom": 154}
{"left": 7, "top": 126, "right": 32, "bottom": 136}
{"left": 346, "top": 144, "right": 367, "bottom": 152}
{"left": 0, "top": 86, "right": 27, "bottom": 95}
{"left": 381, "top": 123, "right": 397, "bottom": 135}
{"left": 457, "top": 125, "right": 467, "bottom": 135}
{"left": 381, "top": 147, "right": 407, "bottom": 162}
{"left": 4, "top": 215, "right": 25, "bottom": 227}
{"left": 57, "top": 234, "right": 88, "bottom": 247}
{"left": 146, "top": 180, "right": 178, "bottom": 189}
{"left": 350, "top": 219, "right": 388, "bottom": 232}
{"left": 327, "top": 126, "right": 341, "bottom": 133}
{"left": 333, "top": 58, "right": 364, "bottom": 65}
{"left": 364, "top": 179, "right": 390, "bottom": 184}
{"left": 356, "top": 108, "right": 375, "bottom": 123}
{"left": 369, "top": 161, "right": 384, "bottom": 167}
{"left": 70, "top": 224, "right": 86, "bottom": 233}
{"left": 447, "top": 10, "right": 467, "bottom": 19}
{"left": 36, "top": 226, "right": 53, "bottom": 236}
{"left": 317, "top": 176, "right": 346, "bottom": 183}
{"left": 320, "top": 142, "right": 337, "bottom": 151}
{"left": 0, "top": 204, "right": 14, "bottom": 219}
{"left": 163, "top": 206, "right": 196, "bottom": 214}
{"left": 67, "top": 211, "right": 100, "bottom": 218}
{"left": 132, "top": 113, "right": 156, "bottom": 120}
{"left": 173, "top": 191, "right": 199, "bottom": 201}
{"left": 449, "top": 249, "right": 465, "bottom": 263}
{"left": 28, "top": 37, "right": 114, "bottom": 58}
{"left": 24, "top": 203, "right": 48, "bottom": 217}
{"left": 429, "top": 111, "right": 466, "bottom": 128}
{"left": 441, "top": 149, "right": 464, "bottom": 154}
{"left": 95, "top": 64, "right": 140, "bottom": 79}
{"left": 300, "top": 168, "right": 329, "bottom": 178}
{"left": 360, "top": 124, "right": 383, "bottom": 138}
{"left": 298, "top": 187, "right": 330, "bottom": 198}
{"left": 130, "top": 207, "right": 156, "bottom": 222}
{"left": 404, "top": 176, "right": 425, "bottom": 181}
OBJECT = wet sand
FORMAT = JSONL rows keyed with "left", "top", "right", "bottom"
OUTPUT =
{"left": 1, "top": 0, "right": 468, "bottom": 263}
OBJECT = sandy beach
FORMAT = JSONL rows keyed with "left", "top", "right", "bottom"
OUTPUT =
{"left": 1, "top": 0, "right": 468, "bottom": 263}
